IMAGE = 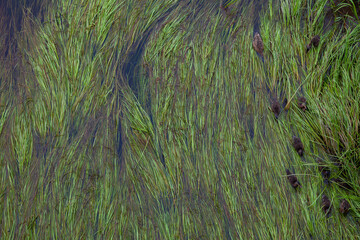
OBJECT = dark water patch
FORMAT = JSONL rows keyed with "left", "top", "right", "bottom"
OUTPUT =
{"left": 217, "top": 178, "right": 237, "bottom": 240}
{"left": 157, "top": 191, "right": 174, "bottom": 214}
{"left": 115, "top": 106, "right": 123, "bottom": 172}
{"left": 42, "top": 159, "right": 51, "bottom": 194}
{"left": 252, "top": 0, "right": 267, "bottom": 36}
{"left": 296, "top": 56, "right": 306, "bottom": 94}
{"left": 0, "top": 0, "right": 46, "bottom": 57}
{"left": 90, "top": 123, "right": 99, "bottom": 147}
{"left": 135, "top": 175, "right": 159, "bottom": 234}
{"left": 32, "top": 130, "right": 55, "bottom": 163}
{"left": 0, "top": 137, "right": 23, "bottom": 239}
{"left": 93, "top": 209, "right": 99, "bottom": 240}
{"left": 80, "top": 167, "right": 87, "bottom": 192}
{"left": 211, "top": 142, "right": 238, "bottom": 239}
{"left": 319, "top": 65, "right": 332, "bottom": 93}
{"left": 326, "top": 1, "right": 360, "bottom": 30}
{"left": 260, "top": 69, "right": 272, "bottom": 100}
{"left": 220, "top": 0, "right": 246, "bottom": 27}
{"left": 259, "top": 113, "right": 267, "bottom": 137}
{"left": 67, "top": 108, "right": 103, "bottom": 153}
{"left": 145, "top": 77, "right": 166, "bottom": 169}
{"left": 5, "top": 153, "right": 22, "bottom": 240}
{"left": 122, "top": 29, "right": 152, "bottom": 97}
{"left": 67, "top": 116, "right": 80, "bottom": 144}
{"left": 323, "top": 5, "right": 336, "bottom": 33}
{"left": 246, "top": 114, "right": 255, "bottom": 140}
{"left": 321, "top": 1, "right": 360, "bottom": 33}
{"left": 121, "top": 3, "right": 180, "bottom": 170}
{"left": 19, "top": 151, "right": 41, "bottom": 237}
{"left": 122, "top": 2, "right": 179, "bottom": 97}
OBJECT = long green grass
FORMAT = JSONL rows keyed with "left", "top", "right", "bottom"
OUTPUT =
{"left": 1, "top": 0, "right": 359, "bottom": 238}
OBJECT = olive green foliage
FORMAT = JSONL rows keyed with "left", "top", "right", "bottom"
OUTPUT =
{"left": 0, "top": 0, "right": 359, "bottom": 239}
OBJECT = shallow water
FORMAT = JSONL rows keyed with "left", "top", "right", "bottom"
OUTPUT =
{"left": 1, "top": 0, "right": 360, "bottom": 239}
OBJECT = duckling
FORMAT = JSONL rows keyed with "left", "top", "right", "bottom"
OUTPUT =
{"left": 339, "top": 199, "right": 350, "bottom": 215}
{"left": 292, "top": 136, "right": 304, "bottom": 156}
{"left": 252, "top": 32, "right": 264, "bottom": 57}
{"left": 311, "top": 35, "right": 320, "bottom": 47}
{"left": 286, "top": 169, "right": 301, "bottom": 188}
{"left": 321, "top": 194, "right": 331, "bottom": 215}
{"left": 271, "top": 100, "right": 281, "bottom": 119}
{"left": 317, "top": 159, "right": 330, "bottom": 185}
{"left": 298, "top": 97, "right": 307, "bottom": 112}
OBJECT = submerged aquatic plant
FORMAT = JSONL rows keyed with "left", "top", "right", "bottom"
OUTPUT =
{"left": 1, "top": 0, "right": 360, "bottom": 239}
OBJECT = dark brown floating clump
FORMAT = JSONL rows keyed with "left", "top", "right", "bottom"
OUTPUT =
{"left": 298, "top": 97, "right": 307, "bottom": 112}
{"left": 317, "top": 159, "right": 330, "bottom": 185}
{"left": 306, "top": 35, "right": 320, "bottom": 52}
{"left": 311, "top": 35, "right": 320, "bottom": 47}
{"left": 271, "top": 100, "right": 281, "bottom": 119}
{"left": 292, "top": 136, "right": 304, "bottom": 156}
{"left": 331, "top": 178, "right": 353, "bottom": 190}
{"left": 252, "top": 32, "right": 264, "bottom": 57}
{"left": 286, "top": 169, "right": 301, "bottom": 188}
{"left": 339, "top": 199, "right": 350, "bottom": 215}
{"left": 321, "top": 194, "right": 331, "bottom": 215}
